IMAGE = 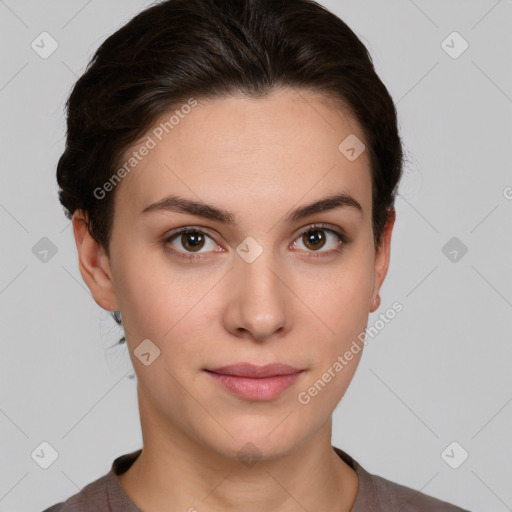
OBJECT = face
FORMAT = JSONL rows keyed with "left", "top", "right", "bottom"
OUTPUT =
{"left": 74, "top": 87, "right": 394, "bottom": 461}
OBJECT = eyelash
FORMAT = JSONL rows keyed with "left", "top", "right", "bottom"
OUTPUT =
{"left": 162, "top": 223, "right": 348, "bottom": 262}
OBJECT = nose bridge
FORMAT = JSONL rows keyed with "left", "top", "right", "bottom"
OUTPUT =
{"left": 227, "top": 237, "right": 289, "bottom": 340}
{"left": 239, "top": 243, "right": 280, "bottom": 295}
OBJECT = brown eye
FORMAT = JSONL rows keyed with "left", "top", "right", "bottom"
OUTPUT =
{"left": 165, "top": 228, "right": 219, "bottom": 258}
{"left": 302, "top": 229, "right": 327, "bottom": 251}
{"left": 292, "top": 225, "right": 346, "bottom": 257}
{"left": 179, "top": 231, "right": 205, "bottom": 252}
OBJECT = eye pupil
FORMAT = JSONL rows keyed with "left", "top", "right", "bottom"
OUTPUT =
{"left": 181, "top": 231, "right": 204, "bottom": 252}
{"left": 303, "top": 229, "right": 326, "bottom": 250}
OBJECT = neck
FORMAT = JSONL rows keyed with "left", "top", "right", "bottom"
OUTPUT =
{"left": 116, "top": 385, "right": 359, "bottom": 512}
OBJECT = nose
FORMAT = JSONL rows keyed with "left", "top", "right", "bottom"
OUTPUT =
{"left": 222, "top": 245, "right": 291, "bottom": 342}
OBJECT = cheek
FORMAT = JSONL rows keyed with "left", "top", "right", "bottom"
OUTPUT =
{"left": 295, "top": 252, "right": 374, "bottom": 339}
{"left": 112, "top": 246, "right": 214, "bottom": 338}
{"left": 112, "top": 255, "right": 224, "bottom": 398}
{"left": 292, "top": 251, "right": 372, "bottom": 404}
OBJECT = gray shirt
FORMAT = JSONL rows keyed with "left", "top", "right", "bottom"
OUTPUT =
{"left": 43, "top": 446, "right": 470, "bottom": 511}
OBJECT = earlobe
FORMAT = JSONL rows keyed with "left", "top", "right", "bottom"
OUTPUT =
{"left": 370, "top": 294, "right": 381, "bottom": 312}
{"left": 72, "top": 210, "right": 119, "bottom": 312}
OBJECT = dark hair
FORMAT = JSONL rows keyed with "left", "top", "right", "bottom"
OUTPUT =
{"left": 56, "top": 0, "right": 404, "bottom": 341}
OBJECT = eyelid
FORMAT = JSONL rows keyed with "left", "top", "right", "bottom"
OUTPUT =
{"left": 162, "top": 226, "right": 223, "bottom": 261}
{"left": 289, "top": 223, "right": 347, "bottom": 257}
{"left": 291, "top": 222, "right": 348, "bottom": 241}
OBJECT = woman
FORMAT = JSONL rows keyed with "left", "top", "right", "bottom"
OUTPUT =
{"left": 45, "top": 0, "right": 470, "bottom": 510}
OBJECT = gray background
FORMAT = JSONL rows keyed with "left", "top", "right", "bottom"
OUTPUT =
{"left": 1, "top": 1, "right": 511, "bottom": 511}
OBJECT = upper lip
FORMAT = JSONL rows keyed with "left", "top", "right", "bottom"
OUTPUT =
{"left": 206, "top": 363, "right": 303, "bottom": 378}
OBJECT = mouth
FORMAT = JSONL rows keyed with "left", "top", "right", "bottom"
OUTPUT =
{"left": 204, "top": 363, "right": 304, "bottom": 401}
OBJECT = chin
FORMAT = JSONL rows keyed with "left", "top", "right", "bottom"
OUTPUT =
{"left": 196, "top": 419, "right": 307, "bottom": 463}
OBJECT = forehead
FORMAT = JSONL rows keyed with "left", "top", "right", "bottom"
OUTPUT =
{"left": 114, "top": 88, "right": 372, "bottom": 221}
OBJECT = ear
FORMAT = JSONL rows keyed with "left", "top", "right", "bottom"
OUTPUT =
{"left": 72, "top": 210, "right": 119, "bottom": 312}
{"left": 370, "top": 207, "right": 396, "bottom": 313}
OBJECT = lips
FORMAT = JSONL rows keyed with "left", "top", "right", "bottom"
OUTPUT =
{"left": 204, "top": 363, "right": 304, "bottom": 401}
{"left": 206, "top": 363, "right": 302, "bottom": 378}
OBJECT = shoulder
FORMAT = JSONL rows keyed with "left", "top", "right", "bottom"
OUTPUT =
{"left": 41, "top": 473, "right": 111, "bottom": 512}
{"left": 332, "top": 447, "right": 471, "bottom": 512}
{"left": 358, "top": 465, "right": 471, "bottom": 511}
{"left": 42, "top": 450, "right": 142, "bottom": 512}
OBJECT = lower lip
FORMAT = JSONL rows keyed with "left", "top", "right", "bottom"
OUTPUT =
{"left": 205, "top": 371, "right": 303, "bottom": 401}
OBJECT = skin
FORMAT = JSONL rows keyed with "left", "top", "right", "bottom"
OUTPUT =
{"left": 72, "top": 87, "right": 395, "bottom": 512}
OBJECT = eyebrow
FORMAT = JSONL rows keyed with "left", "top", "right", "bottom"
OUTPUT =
{"left": 138, "top": 192, "right": 363, "bottom": 224}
